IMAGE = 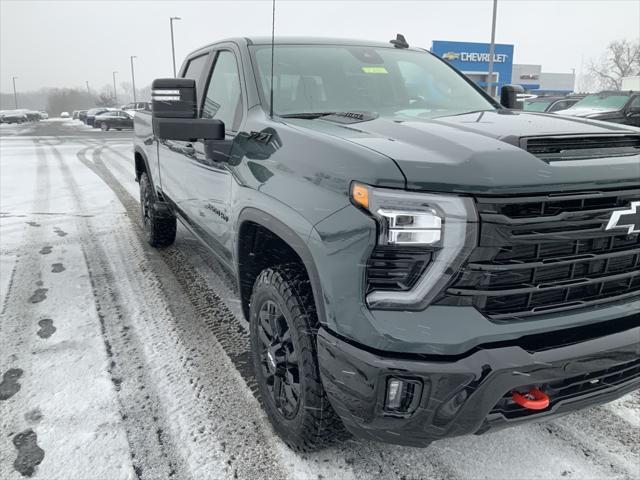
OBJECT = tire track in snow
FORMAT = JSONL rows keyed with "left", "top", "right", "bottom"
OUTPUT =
{"left": 67, "top": 143, "right": 290, "bottom": 479}
{"left": 49, "top": 142, "right": 185, "bottom": 480}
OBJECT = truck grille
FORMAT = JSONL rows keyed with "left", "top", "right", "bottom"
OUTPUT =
{"left": 444, "top": 189, "right": 640, "bottom": 320}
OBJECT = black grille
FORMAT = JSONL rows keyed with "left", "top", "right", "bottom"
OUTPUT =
{"left": 490, "top": 357, "right": 640, "bottom": 419}
{"left": 443, "top": 189, "right": 640, "bottom": 320}
{"left": 367, "top": 247, "right": 432, "bottom": 293}
{"left": 523, "top": 135, "right": 640, "bottom": 161}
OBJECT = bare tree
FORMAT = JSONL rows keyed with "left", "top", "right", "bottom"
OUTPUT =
{"left": 589, "top": 39, "right": 640, "bottom": 90}
{"left": 47, "top": 88, "right": 94, "bottom": 115}
{"left": 95, "top": 85, "right": 117, "bottom": 107}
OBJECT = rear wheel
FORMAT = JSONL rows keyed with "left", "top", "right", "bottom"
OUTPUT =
{"left": 139, "top": 172, "right": 176, "bottom": 247}
{"left": 250, "top": 264, "right": 349, "bottom": 451}
{"left": 100, "top": 122, "right": 109, "bottom": 131}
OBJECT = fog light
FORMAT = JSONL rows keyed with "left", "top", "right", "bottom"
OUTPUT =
{"left": 386, "top": 379, "right": 403, "bottom": 410}
{"left": 384, "top": 377, "right": 422, "bottom": 414}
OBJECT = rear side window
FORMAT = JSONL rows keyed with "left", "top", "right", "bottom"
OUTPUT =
{"left": 201, "top": 51, "right": 242, "bottom": 131}
{"left": 183, "top": 54, "right": 208, "bottom": 82}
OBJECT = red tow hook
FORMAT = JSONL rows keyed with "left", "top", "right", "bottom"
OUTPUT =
{"left": 511, "top": 388, "right": 550, "bottom": 410}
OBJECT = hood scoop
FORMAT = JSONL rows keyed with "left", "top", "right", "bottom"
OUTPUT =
{"left": 521, "top": 134, "right": 640, "bottom": 162}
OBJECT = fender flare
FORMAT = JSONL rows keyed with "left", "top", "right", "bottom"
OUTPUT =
{"left": 236, "top": 207, "right": 327, "bottom": 326}
{"left": 133, "top": 145, "right": 152, "bottom": 182}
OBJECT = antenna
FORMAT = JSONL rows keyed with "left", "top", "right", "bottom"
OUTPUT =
{"left": 390, "top": 34, "right": 409, "bottom": 49}
{"left": 269, "top": 0, "right": 276, "bottom": 117}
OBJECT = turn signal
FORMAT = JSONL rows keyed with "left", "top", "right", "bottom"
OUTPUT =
{"left": 350, "top": 182, "right": 369, "bottom": 209}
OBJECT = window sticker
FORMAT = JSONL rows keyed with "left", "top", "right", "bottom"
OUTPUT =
{"left": 362, "top": 66, "right": 388, "bottom": 74}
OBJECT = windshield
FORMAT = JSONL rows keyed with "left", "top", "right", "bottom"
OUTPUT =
{"left": 250, "top": 45, "right": 495, "bottom": 119}
{"left": 569, "top": 94, "right": 629, "bottom": 111}
{"left": 523, "top": 99, "right": 554, "bottom": 112}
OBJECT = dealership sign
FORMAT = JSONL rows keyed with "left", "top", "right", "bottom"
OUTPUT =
{"left": 432, "top": 40, "right": 514, "bottom": 90}
{"left": 442, "top": 51, "right": 508, "bottom": 63}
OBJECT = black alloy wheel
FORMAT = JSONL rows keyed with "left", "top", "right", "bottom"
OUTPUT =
{"left": 257, "top": 299, "right": 301, "bottom": 419}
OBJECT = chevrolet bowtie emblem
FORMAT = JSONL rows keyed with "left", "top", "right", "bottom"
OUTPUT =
{"left": 605, "top": 201, "right": 640, "bottom": 235}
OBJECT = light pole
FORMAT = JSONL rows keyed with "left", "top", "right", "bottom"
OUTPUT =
{"left": 12, "top": 76, "right": 18, "bottom": 109}
{"left": 112, "top": 71, "right": 118, "bottom": 105}
{"left": 130, "top": 56, "right": 137, "bottom": 104}
{"left": 487, "top": 0, "right": 498, "bottom": 97}
{"left": 86, "top": 80, "right": 91, "bottom": 96}
{"left": 170, "top": 16, "right": 181, "bottom": 77}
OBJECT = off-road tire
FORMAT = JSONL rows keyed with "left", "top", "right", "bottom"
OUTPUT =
{"left": 139, "top": 172, "right": 176, "bottom": 248}
{"left": 250, "top": 264, "right": 350, "bottom": 451}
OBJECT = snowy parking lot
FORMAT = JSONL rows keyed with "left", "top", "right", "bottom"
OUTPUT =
{"left": 0, "top": 119, "right": 639, "bottom": 480}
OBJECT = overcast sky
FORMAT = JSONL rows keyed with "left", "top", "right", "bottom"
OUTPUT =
{"left": 1, "top": 0, "right": 639, "bottom": 93}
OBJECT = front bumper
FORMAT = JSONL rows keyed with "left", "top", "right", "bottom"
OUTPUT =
{"left": 317, "top": 323, "right": 640, "bottom": 447}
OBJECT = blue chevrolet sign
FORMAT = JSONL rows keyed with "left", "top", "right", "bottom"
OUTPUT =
{"left": 432, "top": 40, "right": 514, "bottom": 91}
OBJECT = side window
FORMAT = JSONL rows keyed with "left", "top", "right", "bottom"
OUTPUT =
{"left": 183, "top": 54, "right": 208, "bottom": 82}
{"left": 201, "top": 51, "right": 242, "bottom": 131}
{"left": 629, "top": 96, "right": 640, "bottom": 109}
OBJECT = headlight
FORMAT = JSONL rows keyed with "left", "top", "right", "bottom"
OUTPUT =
{"left": 351, "top": 182, "right": 478, "bottom": 310}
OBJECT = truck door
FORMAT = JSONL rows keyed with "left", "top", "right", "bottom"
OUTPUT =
{"left": 157, "top": 52, "right": 211, "bottom": 228}
{"left": 159, "top": 49, "right": 242, "bottom": 265}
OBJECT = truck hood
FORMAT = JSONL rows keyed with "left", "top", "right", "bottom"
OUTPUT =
{"left": 285, "top": 110, "right": 640, "bottom": 195}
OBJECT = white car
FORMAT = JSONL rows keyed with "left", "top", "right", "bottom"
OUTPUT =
{"left": 60, "top": 112, "right": 70, "bottom": 118}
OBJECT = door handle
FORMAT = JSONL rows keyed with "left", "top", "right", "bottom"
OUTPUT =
{"left": 182, "top": 144, "right": 196, "bottom": 156}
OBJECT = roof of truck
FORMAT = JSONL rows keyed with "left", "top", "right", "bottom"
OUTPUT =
{"left": 187, "top": 36, "right": 426, "bottom": 57}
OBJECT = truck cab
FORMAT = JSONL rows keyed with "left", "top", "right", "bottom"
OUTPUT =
{"left": 133, "top": 36, "right": 640, "bottom": 451}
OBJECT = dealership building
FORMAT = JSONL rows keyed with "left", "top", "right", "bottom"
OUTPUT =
{"left": 431, "top": 40, "right": 575, "bottom": 95}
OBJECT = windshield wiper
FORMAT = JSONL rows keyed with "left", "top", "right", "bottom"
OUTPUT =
{"left": 279, "top": 112, "right": 337, "bottom": 119}
{"left": 431, "top": 108, "right": 499, "bottom": 119}
{"left": 279, "top": 111, "right": 378, "bottom": 123}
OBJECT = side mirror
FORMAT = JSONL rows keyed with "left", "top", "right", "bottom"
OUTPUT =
{"left": 153, "top": 117, "right": 225, "bottom": 142}
{"left": 151, "top": 77, "right": 225, "bottom": 142}
{"left": 152, "top": 78, "right": 197, "bottom": 118}
{"left": 500, "top": 84, "right": 525, "bottom": 109}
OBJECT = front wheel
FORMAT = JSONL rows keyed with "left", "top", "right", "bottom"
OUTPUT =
{"left": 139, "top": 172, "right": 176, "bottom": 247}
{"left": 250, "top": 264, "right": 349, "bottom": 452}
{"left": 100, "top": 122, "right": 109, "bottom": 131}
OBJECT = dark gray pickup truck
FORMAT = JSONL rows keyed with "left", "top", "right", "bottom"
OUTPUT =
{"left": 133, "top": 36, "right": 640, "bottom": 451}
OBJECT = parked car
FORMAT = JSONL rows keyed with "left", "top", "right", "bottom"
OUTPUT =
{"left": 555, "top": 91, "right": 640, "bottom": 126}
{"left": 39, "top": 111, "right": 49, "bottom": 120}
{"left": 122, "top": 102, "right": 150, "bottom": 112}
{"left": 523, "top": 94, "right": 585, "bottom": 113}
{"left": 1, "top": 111, "right": 28, "bottom": 124}
{"left": 72, "top": 110, "right": 79, "bottom": 120}
{"left": 134, "top": 36, "right": 640, "bottom": 452}
{"left": 60, "top": 112, "right": 70, "bottom": 118}
{"left": 78, "top": 110, "right": 88, "bottom": 122}
{"left": 85, "top": 107, "right": 112, "bottom": 126}
{"left": 94, "top": 110, "right": 134, "bottom": 131}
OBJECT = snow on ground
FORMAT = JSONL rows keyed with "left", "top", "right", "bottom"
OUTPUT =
{"left": 0, "top": 120, "right": 638, "bottom": 480}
